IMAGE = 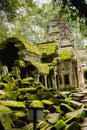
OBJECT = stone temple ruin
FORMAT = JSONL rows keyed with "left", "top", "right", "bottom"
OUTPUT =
{"left": 0, "top": 16, "right": 87, "bottom": 90}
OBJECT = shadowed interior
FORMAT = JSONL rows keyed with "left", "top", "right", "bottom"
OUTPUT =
{"left": 0, "top": 42, "right": 19, "bottom": 71}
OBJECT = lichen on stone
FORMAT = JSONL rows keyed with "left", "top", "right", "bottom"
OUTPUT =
{"left": 60, "top": 49, "right": 73, "bottom": 60}
{"left": 38, "top": 42, "right": 56, "bottom": 55}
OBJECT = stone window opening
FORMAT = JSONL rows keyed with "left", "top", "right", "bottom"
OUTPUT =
{"left": 64, "top": 74, "right": 70, "bottom": 85}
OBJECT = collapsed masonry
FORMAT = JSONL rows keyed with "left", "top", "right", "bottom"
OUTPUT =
{"left": 0, "top": 16, "right": 87, "bottom": 90}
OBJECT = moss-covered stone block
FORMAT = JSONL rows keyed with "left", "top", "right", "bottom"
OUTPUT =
{"left": 0, "top": 105, "right": 12, "bottom": 113}
{"left": 37, "top": 121, "right": 50, "bottom": 130}
{"left": 47, "top": 113, "right": 60, "bottom": 124}
{"left": 25, "top": 93, "right": 39, "bottom": 101}
{"left": 60, "top": 50, "right": 73, "bottom": 60}
{"left": 37, "top": 89, "right": 54, "bottom": 99}
{"left": 64, "top": 121, "right": 81, "bottom": 130}
{"left": 30, "top": 100, "right": 43, "bottom": 107}
{"left": 54, "top": 120, "right": 65, "bottom": 130}
{"left": 0, "top": 113, "right": 14, "bottom": 129}
{"left": 0, "top": 100, "right": 25, "bottom": 108}
{"left": 19, "top": 87, "right": 37, "bottom": 94}
{"left": 65, "top": 108, "right": 85, "bottom": 124}
{"left": 60, "top": 103, "right": 75, "bottom": 114}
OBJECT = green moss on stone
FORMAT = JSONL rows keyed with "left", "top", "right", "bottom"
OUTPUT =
{"left": 60, "top": 50, "right": 73, "bottom": 60}
{"left": 38, "top": 42, "right": 56, "bottom": 55}
{"left": 19, "top": 37, "right": 41, "bottom": 55}
{"left": 0, "top": 100, "right": 25, "bottom": 108}
{"left": 54, "top": 120, "right": 65, "bottom": 130}
{"left": 30, "top": 60, "right": 50, "bottom": 74}
{"left": 42, "top": 100, "right": 53, "bottom": 105}
{"left": 25, "top": 93, "right": 39, "bottom": 100}
{"left": 30, "top": 100, "right": 43, "bottom": 107}
{"left": 15, "top": 111, "right": 26, "bottom": 118}
{"left": 0, "top": 105, "right": 12, "bottom": 113}
{"left": 0, "top": 113, "right": 14, "bottom": 129}
{"left": 19, "top": 88, "right": 37, "bottom": 93}
{"left": 64, "top": 121, "right": 81, "bottom": 130}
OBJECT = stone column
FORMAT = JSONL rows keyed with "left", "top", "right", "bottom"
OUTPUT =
{"left": 47, "top": 75, "right": 50, "bottom": 88}
{"left": 81, "top": 70, "right": 85, "bottom": 89}
{"left": 37, "top": 74, "right": 40, "bottom": 82}
{"left": 51, "top": 75, "right": 57, "bottom": 89}
{"left": 77, "top": 66, "right": 82, "bottom": 89}
{"left": 44, "top": 75, "right": 47, "bottom": 89}
{"left": 54, "top": 74, "right": 57, "bottom": 89}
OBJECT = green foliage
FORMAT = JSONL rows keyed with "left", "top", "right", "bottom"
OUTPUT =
{"left": 1, "top": 74, "right": 15, "bottom": 84}
{"left": 0, "top": 0, "right": 37, "bottom": 19}
{"left": 1, "top": 74, "right": 19, "bottom": 100}
{"left": 0, "top": 113, "right": 14, "bottom": 129}
{"left": 0, "top": 0, "right": 87, "bottom": 46}
{"left": 52, "top": 0, "right": 87, "bottom": 47}
{"left": 19, "top": 77, "right": 42, "bottom": 88}
{"left": 0, "top": 0, "right": 19, "bottom": 19}
{"left": 7, "top": 90, "right": 19, "bottom": 100}
{"left": 0, "top": 22, "right": 9, "bottom": 43}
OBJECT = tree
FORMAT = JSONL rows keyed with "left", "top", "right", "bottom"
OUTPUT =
{"left": 0, "top": 0, "right": 37, "bottom": 20}
{"left": 52, "top": 0, "right": 87, "bottom": 47}
{"left": 0, "top": 0, "right": 87, "bottom": 46}
{"left": 0, "top": 0, "right": 39, "bottom": 43}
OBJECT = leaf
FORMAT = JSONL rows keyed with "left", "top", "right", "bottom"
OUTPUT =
{"left": 0, "top": 113, "right": 14, "bottom": 129}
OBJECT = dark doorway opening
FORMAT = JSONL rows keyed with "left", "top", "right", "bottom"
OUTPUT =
{"left": 64, "top": 74, "right": 69, "bottom": 85}
{"left": 39, "top": 75, "right": 45, "bottom": 86}
{"left": 0, "top": 42, "right": 19, "bottom": 71}
{"left": 0, "top": 121, "right": 5, "bottom": 130}
{"left": 56, "top": 75, "right": 59, "bottom": 87}
{"left": 20, "top": 68, "right": 26, "bottom": 79}
{"left": 84, "top": 71, "right": 87, "bottom": 80}
{"left": 20, "top": 64, "right": 37, "bottom": 79}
